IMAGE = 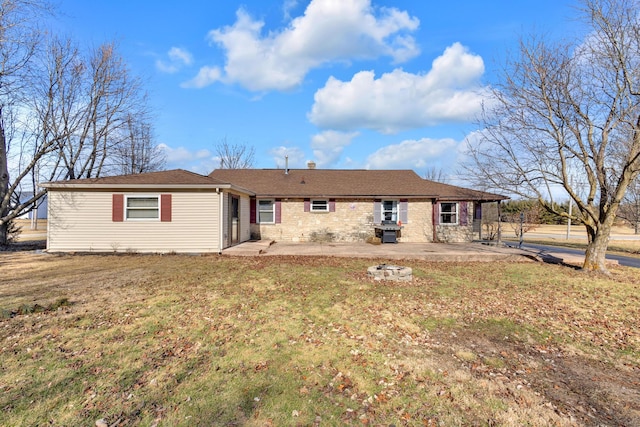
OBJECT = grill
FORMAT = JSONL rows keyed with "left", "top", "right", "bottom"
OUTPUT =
{"left": 375, "top": 220, "right": 403, "bottom": 243}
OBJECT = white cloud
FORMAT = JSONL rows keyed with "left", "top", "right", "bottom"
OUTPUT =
{"left": 311, "top": 130, "right": 359, "bottom": 167}
{"left": 308, "top": 43, "right": 490, "bottom": 133}
{"left": 365, "top": 137, "right": 457, "bottom": 170}
{"left": 283, "top": 0, "right": 299, "bottom": 21}
{"left": 196, "top": 0, "right": 419, "bottom": 91}
{"left": 269, "top": 145, "right": 307, "bottom": 168}
{"left": 156, "top": 47, "right": 193, "bottom": 73}
{"left": 181, "top": 66, "right": 222, "bottom": 89}
{"left": 158, "top": 144, "right": 216, "bottom": 174}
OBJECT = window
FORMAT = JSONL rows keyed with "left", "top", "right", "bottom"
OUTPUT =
{"left": 440, "top": 202, "right": 458, "bottom": 224}
{"left": 311, "top": 200, "right": 328, "bottom": 212}
{"left": 126, "top": 196, "right": 159, "bottom": 220}
{"left": 258, "top": 199, "right": 275, "bottom": 223}
{"left": 382, "top": 200, "right": 398, "bottom": 222}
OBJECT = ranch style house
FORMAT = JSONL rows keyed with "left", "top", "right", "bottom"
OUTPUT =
{"left": 40, "top": 166, "right": 507, "bottom": 253}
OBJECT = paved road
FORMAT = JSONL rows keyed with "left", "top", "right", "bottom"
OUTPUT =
{"left": 505, "top": 242, "right": 640, "bottom": 268}
{"left": 523, "top": 233, "right": 640, "bottom": 241}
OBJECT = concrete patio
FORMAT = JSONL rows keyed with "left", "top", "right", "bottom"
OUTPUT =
{"left": 222, "top": 240, "right": 538, "bottom": 263}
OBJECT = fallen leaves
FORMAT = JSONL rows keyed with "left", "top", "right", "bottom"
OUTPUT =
{"left": 1, "top": 255, "right": 639, "bottom": 426}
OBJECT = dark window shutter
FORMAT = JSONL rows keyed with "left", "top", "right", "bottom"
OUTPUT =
{"left": 373, "top": 200, "right": 381, "bottom": 224}
{"left": 329, "top": 199, "right": 336, "bottom": 212}
{"left": 399, "top": 199, "right": 408, "bottom": 224}
{"left": 434, "top": 202, "right": 440, "bottom": 225}
{"left": 250, "top": 198, "right": 256, "bottom": 223}
{"left": 459, "top": 202, "right": 467, "bottom": 225}
{"left": 160, "top": 194, "right": 172, "bottom": 222}
{"left": 275, "top": 199, "right": 282, "bottom": 224}
{"left": 304, "top": 198, "right": 310, "bottom": 212}
{"left": 112, "top": 194, "right": 124, "bottom": 222}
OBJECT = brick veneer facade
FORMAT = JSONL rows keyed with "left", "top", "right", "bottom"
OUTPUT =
{"left": 250, "top": 198, "right": 473, "bottom": 243}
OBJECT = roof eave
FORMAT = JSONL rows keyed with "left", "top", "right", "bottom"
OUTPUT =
{"left": 250, "top": 193, "right": 441, "bottom": 199}
{"left": 40, "top": 182, "right": 255, "bottom": 195}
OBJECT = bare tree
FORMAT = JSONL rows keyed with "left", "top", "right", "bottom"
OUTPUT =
{"left": 424, "top": 167, "right": 448, "bottom": 183}
{"left": 114, "top": 113, "right": 166, "bottom": 175}
{"left": 0, "top": 2, "right": 153, "bottom": 246}
{"left": 466, "top": 0, "right": 640, "bottom": 272}
{"left": 215, "top": 138, "right": 255, "bottom": 169}
{"left": 33, "top": 39, "right": 149, "bottom": 180}
{"left": 503, "top": 202, "right": 542, "bottom": 239}
{"left": 618, "top": 178, "right": 640, "bottom": 233}
{"left": 0, "top": 0, "right": 51, "bottom": 245}
{"left": 480, "top": 202, "right": 500, "bottom": 241}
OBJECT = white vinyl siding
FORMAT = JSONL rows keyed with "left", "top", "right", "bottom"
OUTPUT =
{"left": 47, "top": 191, "right": 221, "bottom": 253}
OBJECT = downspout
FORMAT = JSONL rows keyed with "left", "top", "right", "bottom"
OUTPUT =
{"left": 45, "top": 189, "right": 51, "bottom": 252}
{"left": 432, "top": 199, "right": 438, "bottom": 242}
{"left": 217, "top": 188, "right": 224, "bottom": 254}
{"left": 497, "top": 200, "right": 502, "bottom": 246}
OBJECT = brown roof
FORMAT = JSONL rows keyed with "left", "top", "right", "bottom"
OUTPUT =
{"left": 209, "top": 169, "right": 506, "bottom": 201}
{"left": 42, "top": 169, "right": 234, "bottom": 188}
{"left": 42, "top": 168, "right": 506, "bottom": 201}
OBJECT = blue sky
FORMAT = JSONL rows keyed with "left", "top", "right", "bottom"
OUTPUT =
{"left": 55, "top": 0, "right": 577, "bottom": 181}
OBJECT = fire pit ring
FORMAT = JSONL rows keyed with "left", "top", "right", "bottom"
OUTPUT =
{"left": 367, "top": 264, "right": 412, "bottom": 281}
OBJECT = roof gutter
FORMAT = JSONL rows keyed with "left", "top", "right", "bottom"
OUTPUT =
{"left": 217, "top": 188, "right": 224, "bottom": 254}
{"left": 251, "top": 194, "right": 441, "bottom": 199}
{"left": 40, "top": 182, "right": 255, "bottom": 196}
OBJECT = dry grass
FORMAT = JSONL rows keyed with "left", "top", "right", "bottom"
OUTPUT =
{"left": 1, "top": 253, "right": 639, "bottom": 426}
{"left": 503, "top": 223, "right": 640, "bottom": 255}
{"left": 10, "top": 219, "right": 47, "bottom": 242}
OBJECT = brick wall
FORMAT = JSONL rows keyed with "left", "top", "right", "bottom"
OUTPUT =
{"left": 434, "top": 201, "right": 475, "bottom": 243}
{"left": 251, "top": 198, "right": 436, "bottom": 243}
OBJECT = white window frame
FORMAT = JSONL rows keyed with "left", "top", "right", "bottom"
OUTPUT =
{"left": 310, "top": 199, "right": 329, "bottom": 212}
{"left": 125, "top": 195, "right": 159, "bottom": 221}
{"left": 381, "top": 200, "right": 398, "bottom": 222}
{"left": 440, "top": 202, "right": 459, "bottom": 225}
{"left": 258, "top": 199, "right": 275, "bottom": 224}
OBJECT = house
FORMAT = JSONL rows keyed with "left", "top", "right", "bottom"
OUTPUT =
{"left": 16, "top": 192, "right": 48, "bottom": 220}
{"left": 40, "top": 167, "right": 506, "bottom": 253}
{"left": 209, "top": 167, "right": 506, "bottom": 244}
{"left": 40, "top": 169, "right": 254, "bottom": 253}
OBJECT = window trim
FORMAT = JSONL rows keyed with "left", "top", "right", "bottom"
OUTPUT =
{"left": 125, "top": 195, "right": 160, "bottom": 221}
{"left": 257, "top": 199, "right": 275, "bottom": 224}
{"left": 381, "top": 199, "right": 399, "bottom": 223}
{"left": 439, "top": 202, "right": 459, "bottom": 225}
{"left": 310, "top": 199, "right": 329, "bottom": 212}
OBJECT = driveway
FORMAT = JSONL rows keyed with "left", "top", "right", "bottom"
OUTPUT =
{"left": 508, "top": 242, "right": 639, "bottom": 268}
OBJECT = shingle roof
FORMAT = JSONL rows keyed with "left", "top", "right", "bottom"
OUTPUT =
{"left": 42, "top": 169, "right": 230, "bottom": 188}
{"left": 42, "top": 168, "right": 506, "bottom": 201}
{"left": 209, "top": 169, "right": 506, "bottom": 201}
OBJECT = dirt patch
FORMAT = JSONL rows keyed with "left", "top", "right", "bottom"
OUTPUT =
{"left": 438, "top": 330, "right": 640, "bottom": 426}
{"left": 0, "top": 240, "right": 46, "bottom": 252}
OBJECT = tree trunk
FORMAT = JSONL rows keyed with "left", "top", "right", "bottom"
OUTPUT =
{"left": 582, "top": 220, "right": 612, "bottom": 272}
{"left": 0, "top": 221, "right": 7, "bottom": 247}
{"left": 0, "top": 112, "right": 10, "bottom": 247}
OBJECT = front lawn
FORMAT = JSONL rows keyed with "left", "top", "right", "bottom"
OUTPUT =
{"left": 1, "top": 253, "right": 638, "bottom": 426}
